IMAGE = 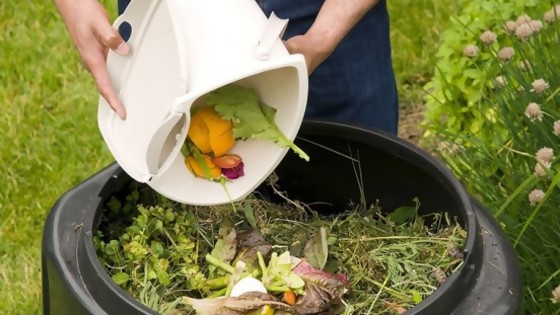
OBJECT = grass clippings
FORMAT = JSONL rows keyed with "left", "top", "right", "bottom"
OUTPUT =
{"left": 94, "top": 180, "right": 466, "bottom": 315}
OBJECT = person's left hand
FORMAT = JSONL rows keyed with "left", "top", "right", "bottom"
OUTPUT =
{"left": 284, "top": 33, "right": 334, "bottom": 75}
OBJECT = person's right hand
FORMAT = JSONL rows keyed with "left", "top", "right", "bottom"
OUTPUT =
{"left": 55, "top": 0, "right": 129, "bottom": 119}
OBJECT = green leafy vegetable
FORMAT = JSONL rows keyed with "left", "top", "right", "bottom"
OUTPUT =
{"left": 258, "top": 251, "right": 305, "bottom": 294}
{"left": 206, "top": 84, "right": 310, "bottom": 161}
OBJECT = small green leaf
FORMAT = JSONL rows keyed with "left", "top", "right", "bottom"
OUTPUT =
{"left": 107, "top": 197, "right": 121, "bottom": 213}
{"left": 303, "top": 227, "right": 329, "bottom": 270}
{"left": 389, "top": 207, "right": 416, "bottom": 225}
{"left": 112, "top": 272, "right": 130, "bottom": 285}
{"left": 283, "top": 272, "right": 305, "bottom": 289}
{"left": 165, "top": 210, "right": 175, "bottom": 223}
{"left": 105, "top": 240, "right": 119, "bottom": 256}
{"left": 150, "top": 241, "right": 164, "bottom": 257}
{"left": 158, "top": 258, "right": 170, "bottom": 270}
{"left": 242, "top": 204, "right": 257, "bottom": 229}
{"left": 157, "top": 270, "right": 171, "bottom": 286}
{"left": 389, "top": 198, "right": 420, "bottom": 225}
{"left": 412, "top": 290, "right": 423, "bottom": 304}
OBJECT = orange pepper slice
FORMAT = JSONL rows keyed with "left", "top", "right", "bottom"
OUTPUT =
{"left": 187, "top": 106, "right": 235, "bottom": 157}
{"left": 187, "top": 109, "right": 212, "bottom": 154}
{"left": 184, "top": 155, "right": 221, "bottom": 179}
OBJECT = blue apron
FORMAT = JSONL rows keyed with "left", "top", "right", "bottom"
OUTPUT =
{"left": 117, "top": 0, "right": 398, "bottom": 134}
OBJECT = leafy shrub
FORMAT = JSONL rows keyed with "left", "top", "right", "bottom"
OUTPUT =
{"left": 431, "top": 4, "right": 560, "bottom": 313}
{"left": 422, "top": 0, "right": 552, "bottom": 146}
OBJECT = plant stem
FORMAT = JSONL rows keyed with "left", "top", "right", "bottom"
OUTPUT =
{"left": 365, "top": 276, "right": 410, "bottom": 301}
{"left": 206, "top": 276, "right": 231, "bottom": 290}
{"left": 225, "top": 261, "right": 246, "bottom": 297}
{"left": 266, "top": 285, "right": 290, "bottom": 292}
{"left": 209, "top": 288, "right": 227, "bottom": 298}
{"left": 257, "top": 251, "right": 268, "bottom": 282}
{"left": 205, "top": 254, "right": 234, "bottom": 274}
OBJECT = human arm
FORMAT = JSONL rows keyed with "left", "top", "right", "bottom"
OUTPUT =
{"left": 284, "top": 0, "right": 381, "bottom": 74}
{"left": 54, "top": 0, "right": 129, "bottom": 119}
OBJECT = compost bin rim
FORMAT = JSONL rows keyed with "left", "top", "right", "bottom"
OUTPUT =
{"left": 81, "top": 120, "right": 481, "bottom": 315}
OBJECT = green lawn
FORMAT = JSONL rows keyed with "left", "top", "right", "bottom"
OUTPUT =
{"left": 0, "top": 1, "right": 461, "bottom": 314}
{"left": 0, "top": 1, "right": 114, "bottom": 314}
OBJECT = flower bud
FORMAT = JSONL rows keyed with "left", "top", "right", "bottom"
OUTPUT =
{"left": 525, "top": 102, "right": 543, "bottom": 122}
{"left": 528, "top": 189, "right": 545, "bottom": 207}
{"left": 463, "top": 44, "right": 478, "bottom": 57}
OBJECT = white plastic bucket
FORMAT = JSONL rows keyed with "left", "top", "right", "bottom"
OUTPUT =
{"left": 98, "top": 0, "right": 308, "bottom": 205}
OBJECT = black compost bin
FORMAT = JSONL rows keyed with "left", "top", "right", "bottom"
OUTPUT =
{"left": 42, "top": 121, "right": 522, "bottom": 315}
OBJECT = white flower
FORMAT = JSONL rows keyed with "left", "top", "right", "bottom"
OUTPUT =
{"left": 498, "top": 47, "right": 515, "bottom": 61}
{"left": 525, "top": 102, "right": 543, "bottom": 122}
{"left": 536, "top": 147, "right": 555, "bottom": 164}
{"left": 480, "top": 30, "right": 498, "bottom": 44}
{"left": 530, "top": 20, "right": 544, "bottom": 32}
{"left": 463, "top": 44, "right": 478, "bottom": 57}
{"left": 505, "top": 20, "right": 517, "bottom": 33}
{"left": 544, "top": 6, "right": 560, "bottom": 23}
{"left": 515, "top": 23, "right": 534, "bottom": 40}
{"left": 515, "top": 14, "right": 532, "bottom": 27}
{"left": 495, "top": 76, "right": 506, "bottom": 87}
{"left": 534, "top": 161, "right": 551, "bottom": 178}
{"left": 528, "top": 189, "right": 545, "bottom": 206}
{"left": 553, "top": 120, "right": 560, "bottom": 136}
{"left": 553, "top": 285, "right": 560, "bottom": 304}
{"left": 531, "top": 78, "right": 549, "bottom": 94}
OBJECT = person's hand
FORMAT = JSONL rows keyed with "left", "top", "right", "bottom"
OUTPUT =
{"left": 284, "top": 0, "right": 380, "bottom": 75}
{"left": 55, "top": 0, "right": 129, "bottom": 119}
{"left": 284, "top": 33, "right": 334, "bottom": 75}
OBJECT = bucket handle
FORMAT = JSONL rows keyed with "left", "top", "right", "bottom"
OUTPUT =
{"left": 255, "top": 12, "right": 289, "bottom": 61}
{"left": 144, "top": 97, "right": 192, "bottom": 180}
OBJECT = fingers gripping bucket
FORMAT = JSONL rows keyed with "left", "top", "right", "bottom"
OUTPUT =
{"left": 97, "top": 0, "right": 308, "bottom": 205}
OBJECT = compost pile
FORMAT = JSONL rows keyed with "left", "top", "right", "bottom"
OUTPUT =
{"left": 94, "top": 178, "right": 466, "bottom": 315}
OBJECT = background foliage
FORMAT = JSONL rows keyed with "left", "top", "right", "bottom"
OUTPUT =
{"left": 430, "top": 2, "right": 560, "bottom": 314}
{"left": 422, "top": 0, "right": 553, "bottom": 146}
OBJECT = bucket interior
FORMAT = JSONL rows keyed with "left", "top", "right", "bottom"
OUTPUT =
{"left": 262, "top": 123, "right": 472, "bottom": 227}
{"left": 149, "top": 65, "right": 306, "bottom": 205}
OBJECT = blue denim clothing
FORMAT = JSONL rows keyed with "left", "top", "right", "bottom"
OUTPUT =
{"left": 117, "top": 0, "right": 398, "bottom": 134}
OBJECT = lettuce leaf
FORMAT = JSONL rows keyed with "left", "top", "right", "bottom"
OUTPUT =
{"left": 291, "top": 261, "right": 351, "bottom": 314}
{"left": 206, "top": 84, "right": 310, "bottom": 161}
